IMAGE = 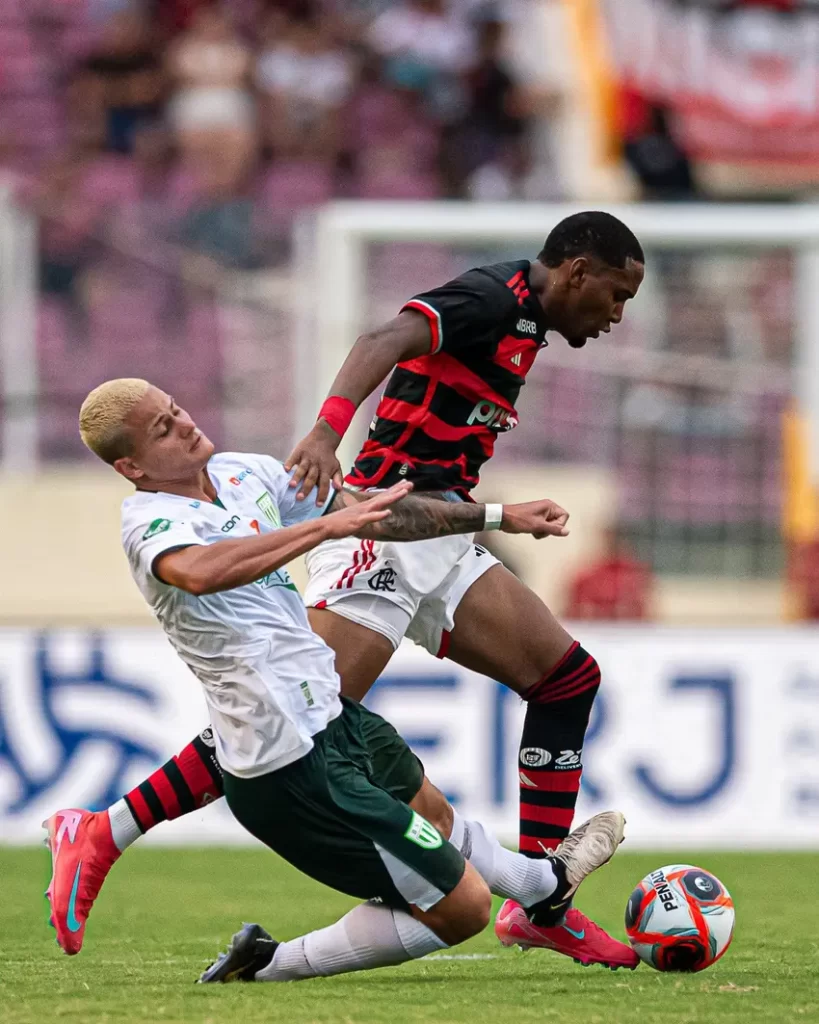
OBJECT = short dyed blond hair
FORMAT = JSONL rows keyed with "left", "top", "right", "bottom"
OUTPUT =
{"left": 79, "top": 378, "right": 151, "bottom": 464}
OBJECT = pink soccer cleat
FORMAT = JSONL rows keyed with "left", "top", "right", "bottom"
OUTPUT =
{"left": 495, "top": 900, "right": 639, "bottom": 970}
{"left": 43, "top": 808, "right": 121, "bottom": 955}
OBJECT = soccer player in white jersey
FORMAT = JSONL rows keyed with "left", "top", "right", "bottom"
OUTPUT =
{"left": 44, "top": 378, "right": 627, "bottom": 981}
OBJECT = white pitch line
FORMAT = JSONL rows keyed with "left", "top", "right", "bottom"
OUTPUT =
{"left": 425, "top": 954, "right": 499, "bottom": 961}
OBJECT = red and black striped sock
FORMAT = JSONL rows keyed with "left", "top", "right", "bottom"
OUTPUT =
{"left": 123, "top": 729, "right": 224, "bottom": 833}
{"left": 518, "top": 642, "right": 601, "bottom": 858}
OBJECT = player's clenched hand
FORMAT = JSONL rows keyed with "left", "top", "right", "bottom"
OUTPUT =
{"left": 285, "top": 421, "right": 345, "bottom": 505}
{"left": 322, "top": 482, "right": 414, "bottom": 540}
{"left": 499, "top": 499, "right": 570, "bottom": 539}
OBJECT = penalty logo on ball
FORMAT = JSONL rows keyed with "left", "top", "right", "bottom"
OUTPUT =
{"left": 625, "top": 864, "right": 735, "bottom": 973}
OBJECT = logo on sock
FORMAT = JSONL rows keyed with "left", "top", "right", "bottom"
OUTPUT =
{"left": 404, "top": 812, "right": 443, "bottom": 850}
{"left": 199, "top": 727, "right": 216, "bottom": 747}
{"left": 520, "top": 747, "right": 552, "bottom": 768}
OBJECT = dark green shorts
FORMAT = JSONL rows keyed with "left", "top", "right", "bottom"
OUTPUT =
{"left": 223, "top": 697, "right": 465, "bottom": 912}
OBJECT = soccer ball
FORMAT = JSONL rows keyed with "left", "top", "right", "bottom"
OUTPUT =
{"left": 625, "top": 864, "right": 735, "bottom": 972}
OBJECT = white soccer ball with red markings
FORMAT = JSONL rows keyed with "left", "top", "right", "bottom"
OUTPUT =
{"left": 625, "top": 864, "right": 735, "bottom": 972}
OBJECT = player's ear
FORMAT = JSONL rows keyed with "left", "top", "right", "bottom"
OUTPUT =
{"left": 113, "top": 456, "right": 144, "bottom": 484}
{"left": 567, "top": 257, "right": 588, "bottom": 289}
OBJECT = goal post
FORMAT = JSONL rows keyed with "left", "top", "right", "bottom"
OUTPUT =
{"left": 304, "top": 201, "right": 819, "bottom": 556}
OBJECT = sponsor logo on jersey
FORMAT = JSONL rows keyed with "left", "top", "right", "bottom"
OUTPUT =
{"left": 189, "top": 501, "right": 201, "bottom": 509}
{"left": 404, "top": 811, "right": 443, "bottom": 850}
{"left": 221, "top": 515, "right": 241, "bottom": 533}
{"left": 229, "top": 468, "right": 254, "bottom": 486}
{"left": 368, "top": 568, "right": 397, "bottom": 592}
{"left": 516, "top": 318, "right": 537, "bottom": 335}
{"left": 466, "top": 399, "right": 518, "bottom": 431}
{"left": 300, "top": 681, "right": 315, "bottom": 707}
{"left": 143, "top": 518, "right": 172, "bottom": 540}
{"left": 520, "top": 747, "right": 552, "bottom": 768}
{"left": 256, "top": 491, "right": 281, "bottom": 527}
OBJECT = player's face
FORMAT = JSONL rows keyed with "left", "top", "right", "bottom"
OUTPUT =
{"left": 560, "top": 258, "right": 644, "bottom": 349}
{"left": 120, "top": 386, "right": 215, "bottom": 483}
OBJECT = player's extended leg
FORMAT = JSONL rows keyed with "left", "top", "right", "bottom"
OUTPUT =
{"left": 43, "top": 727, "right": 224, "bottom": 954}
{"left": 444, "top": 563, "right": 638, "bottom": 969}
{"left": 200, "top": 698, "right": 626, "bottom": 984}
{"left": 43, "top": 614, "right": 395, "bottom": 955}
{"left": 447, "top": 564, "right": 596, "bottom": 855}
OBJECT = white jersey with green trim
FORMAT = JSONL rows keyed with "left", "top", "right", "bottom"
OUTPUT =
{"left": 121, "top": 451, "right": 341, "bottom": 778}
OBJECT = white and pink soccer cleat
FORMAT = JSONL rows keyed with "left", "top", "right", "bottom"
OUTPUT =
{"left": 495, "top": 900, "right": 639, "bottom": 970}
{"left": 43, "top": 808, "right": 121, "bottom": 955}
{"left": 496, "top": 810, "right": 639, "bottom": 970}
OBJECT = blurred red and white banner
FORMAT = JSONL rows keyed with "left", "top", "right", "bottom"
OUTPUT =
{"left": 603, "top": 0, "right": 819, "bottom": 164}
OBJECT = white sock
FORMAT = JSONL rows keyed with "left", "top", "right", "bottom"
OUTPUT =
{"left": 255, "top": 900, "right": 447, "bottom": 982}
{"left": 107, "top": 798, "right": 143, "bottom": 852}
{"left": 450, "top": 810, "right": 557, "bottom": 908}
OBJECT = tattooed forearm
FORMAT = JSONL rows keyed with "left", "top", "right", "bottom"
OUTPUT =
{"left": 329, "top": 489, "right": 486, "bottom": 541}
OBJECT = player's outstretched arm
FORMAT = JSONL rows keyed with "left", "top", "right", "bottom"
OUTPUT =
{"left": 154, "top": 483, "right": 413, "bottom": 596}
{"left": 327, "top": 489, "right": 571, "bottom": 543}
{"left": 285, "top": 311, "right": 431, "bottom": 503}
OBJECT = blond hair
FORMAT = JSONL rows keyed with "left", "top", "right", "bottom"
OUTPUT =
{"left": 79, "top": 378, "right": 151, "bottom": 464}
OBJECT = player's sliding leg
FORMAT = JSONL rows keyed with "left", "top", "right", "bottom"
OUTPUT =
{"left": 446, "top": 564, "right": 638, "bottom": 969}
{"left": 199, "top": 695, "right": 627, "bottom": 985}
{"left": 43, "top": 728, "right": 224, "bottom": 954}
{"left": 200, "top": 863, "right": 489, "bottom": 983}
{"left": 200, "top": 807, "right": 628, "bottom": 984}
{"left": 200, "top": 698, "right": 492, "bottom": 983}
{"left": 44, "top": 621, "right": 392, "bottom": 953}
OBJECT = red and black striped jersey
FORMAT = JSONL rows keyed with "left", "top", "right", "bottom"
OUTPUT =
{"left": 346, "top": 260, "right": 549, "bottom": 496}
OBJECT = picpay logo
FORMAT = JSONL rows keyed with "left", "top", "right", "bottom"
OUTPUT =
{"left": 466, "top": 400, "right": 518, "bottom": 431}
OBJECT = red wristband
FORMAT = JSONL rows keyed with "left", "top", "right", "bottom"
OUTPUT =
{"left": 318, "top": 396, "right": 356, "bottom": 437}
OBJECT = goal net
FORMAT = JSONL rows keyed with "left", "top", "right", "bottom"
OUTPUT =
{"left": 3, "top": 193, "right": 819, "bottom": 605}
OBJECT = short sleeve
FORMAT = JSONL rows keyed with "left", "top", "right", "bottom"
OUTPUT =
{"left": 401, "top": 267, "right": 519, "bottom": 355}
{"left": 243, "top": 454, "right": 337, "bottom": 528}
{"left": 123, "top": 515, "right": 205, "bottom": 583}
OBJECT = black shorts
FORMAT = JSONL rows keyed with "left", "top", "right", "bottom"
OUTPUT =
{"left": 222, "top": 697, "right": 465, "bottom": 912}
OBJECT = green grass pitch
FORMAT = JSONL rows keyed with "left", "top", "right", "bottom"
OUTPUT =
{"left": 2, "top": 847, "right": 817, "bottom": 1024}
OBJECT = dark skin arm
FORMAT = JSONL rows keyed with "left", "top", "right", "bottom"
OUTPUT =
{"left": 285, "top": 311, "right": 431, "bottom": 502}
{"left": 154, "top": 483, "right": 569, "bottom": 596}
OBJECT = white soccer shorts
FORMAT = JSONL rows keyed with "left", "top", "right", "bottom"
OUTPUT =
{"left": 304, "top": 532, "right": 500, "bottom": 656}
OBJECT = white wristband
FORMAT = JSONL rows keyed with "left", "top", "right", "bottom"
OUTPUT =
{"left": 483, "top": 503, "right": 503, "bottom": 531}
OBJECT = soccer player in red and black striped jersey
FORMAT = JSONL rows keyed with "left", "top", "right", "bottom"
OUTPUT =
{"left": 292, "top": 211, "right": 645, "bottom": 966}
{"left": 45, "top": 212, "right": 644, "bottom": 969}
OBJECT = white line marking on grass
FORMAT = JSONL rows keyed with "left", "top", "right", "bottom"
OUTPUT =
{"left": 425, "top": 954, "right": 499, "bottom": 961}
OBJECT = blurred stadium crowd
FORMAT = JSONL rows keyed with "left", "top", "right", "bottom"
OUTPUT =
{"left": 0, "top": 0, "right": 818, "bottom": 620}
{"left": 0, "top": 0, "right": 554, "bottom": 263}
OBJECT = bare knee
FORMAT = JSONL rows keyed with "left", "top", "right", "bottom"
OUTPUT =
{"left": 413, "top": 862, "right": 491, "bottom": 946}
